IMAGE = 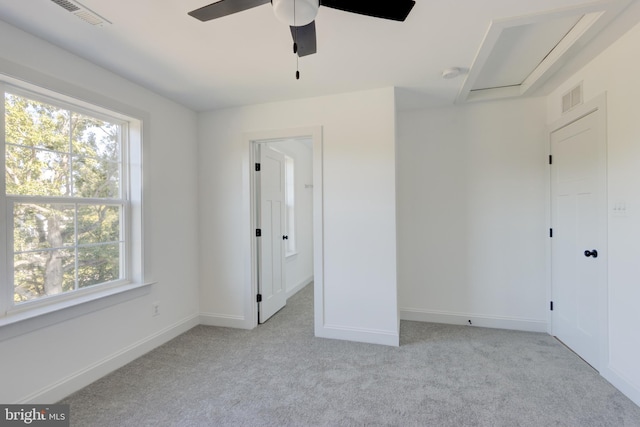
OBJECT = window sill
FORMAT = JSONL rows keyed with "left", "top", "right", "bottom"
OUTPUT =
{"left": 0, "top": 281, "right": 155, "bottom": 342}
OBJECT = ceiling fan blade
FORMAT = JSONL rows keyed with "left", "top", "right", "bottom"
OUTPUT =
{"left": 290, "top": 21, "right": 317, "bottom": 57}
{"left": 319, "top": 0, "right": 415, "bottom": 21}
{"left": 188, "top": 0, "right": 270, "bottom": 22}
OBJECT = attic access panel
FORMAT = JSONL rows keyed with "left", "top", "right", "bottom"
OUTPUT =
{"left": 457, "top": 0, "right": 631, "bottom": 103}
{"left": 470, "top": 15, "right": 582, "bottom": 91}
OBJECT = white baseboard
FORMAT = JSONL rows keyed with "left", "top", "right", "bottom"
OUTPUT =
{"left": 317, "top": 323, "right": 399, "bottom": 347}
{"left": 199, "top": 312, "right": 253, "bottom": 329}
{"left": 602, "top": 365, "right": 640, "bottom": 408}
{"left": 400, "top": 308, "right": 547, "bottom": 333}
{"left": 20, "top": 314, "right": 200, "bottom": 404}
{"left": 286, "top": 275, "right": 314, "bottom": 299}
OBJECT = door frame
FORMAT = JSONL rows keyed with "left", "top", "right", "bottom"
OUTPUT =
{"left": 548, "top": 92, "right": 608, "bottom": 370}
{"left": 242, "top": 126, "right": 323, "bottom": 328}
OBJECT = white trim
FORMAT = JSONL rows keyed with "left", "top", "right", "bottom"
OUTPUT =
{"left": 311, "top": 130, "right": 325, "bottom": 341}
{"left": 466, "top": 85, "right": 522, "bottom": 103}
{"left": 519, "top": 11, "right": 604, "bottom": 95}
{"left": 199, "top": 313, "right": 252, "bottom": 329}
{"left": 457, "top": 0, "right": 631, "bottom": 103}
{"left": 242, "top": 126, "right": 323, "bottom": 332}
{"left": 602, "top": 366, "right": 640, "bottom": 408}
{"left": 17, "top": 313, "right": 200, "bottom": 404}
{"left": 0, "top": 282, "right": 154, "bottom": 342}
{"left": 319, "top": 324, "right": 399, "bottom": 347}
{"left": 0, "top": 82, "right": 8, "bottom": 318}
{"left": 286, "top": 275, "right": 313, "bottom": 299}
{"left": 400, "top": 308, "right": 548, "bottom": 333}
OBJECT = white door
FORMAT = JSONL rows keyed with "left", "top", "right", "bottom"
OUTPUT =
{"left": 550, "top": 109, "right": 606, "bottom": 370}
{"left": 258, "top": 145, "right": 287, "bottom": 323}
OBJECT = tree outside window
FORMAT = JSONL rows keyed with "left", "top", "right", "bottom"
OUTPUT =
{"left": 4, "top": 91, "right": 125, "bottom": 304}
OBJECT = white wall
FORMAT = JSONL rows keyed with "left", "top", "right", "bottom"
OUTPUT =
{"left": 267, "top": 139, "right": 314, "bottom": 297}
{"left": 397, "top": 97, "right": 549, "bottom": 332}
{"left": 0, "top": 21, "right": 200, "bottom": 403}
{"left": 198, "top": 88, "right": 399, "bottom": 345}
{"left": 547, "top": 21, "right": 640, "bottom": 407}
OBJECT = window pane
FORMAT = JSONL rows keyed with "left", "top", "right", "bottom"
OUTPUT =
{"left": 77, "top": 204, "right": 121, "bottom": 244}
{"left": 71, "top": 113, "right": 120, "bottom": 198}
{"left": 4, "top": 93, "right": 70, "bottom": 151}
{"left": 13, "top": 203, "right": 75, "bottom": 252}
{"left": 72, "top": 113, "right": 119, "bottom": 161}
{"left": 4, "top": 89, "right": 129, "bottom": 307}
{"left": 6, "top": 145, "right": 70, "bottom": 196}
{"left": 73, "top": 156, "right": 120, "bottom": 198}
{"left": 78, "top": 243, "right": 121, "bottom": 288}
{"left": 14, "top": 249, "right": 75, "bottom": 303}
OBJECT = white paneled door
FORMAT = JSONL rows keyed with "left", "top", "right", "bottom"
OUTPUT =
{"left": 551, "top": 108, "right": 606, "bottom": 371}
{"left": 258, "top": 146, "right": 287, "bottom": 323}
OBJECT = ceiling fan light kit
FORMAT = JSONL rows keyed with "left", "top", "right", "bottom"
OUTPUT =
{"left": 273, "top": 0, "right": 319, "bottom": 26}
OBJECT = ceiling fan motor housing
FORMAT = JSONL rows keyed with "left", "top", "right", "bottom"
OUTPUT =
{"left": 272, "top": 0, "right": 319, "bottom": 26}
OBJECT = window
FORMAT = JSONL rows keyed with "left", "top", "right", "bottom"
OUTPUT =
{"left": 1, "top": 81, "right": 143, "bottom": 321}
{"left": 284, "top": 155, "right": 296, "bottom": 256}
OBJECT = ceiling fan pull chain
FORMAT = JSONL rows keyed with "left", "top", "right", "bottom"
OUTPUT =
{"left": 294, "top": 0, "right": 300, "bottom": 79}
{"left": 293, "top": 24, "right": 298, "bottom": 54}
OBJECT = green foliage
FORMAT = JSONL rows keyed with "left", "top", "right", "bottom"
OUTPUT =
{"left": 5, "top": 93, "right": 123, "bottom": 303}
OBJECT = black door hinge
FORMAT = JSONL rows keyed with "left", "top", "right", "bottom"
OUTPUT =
{"left": 550, "top": 301, "right": 554, "bottom": 311}
{"left": 550, "top": 228, "right": 553, "bottom": 238}
{"left": 257, "top": 294, "right": 262, "bottom": 303}
{"left": 256, "top": 229, "right": 261, "bottom": 237}
{"left": 255, "top": 163, "right": 261, "bottom": 171}
{"left": 549, "top": 155, "right": 553, "bottom": 165}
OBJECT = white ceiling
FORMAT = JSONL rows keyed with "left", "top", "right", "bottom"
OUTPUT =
{"left": 0, "top": 0, "right": 638, "bottom": 111}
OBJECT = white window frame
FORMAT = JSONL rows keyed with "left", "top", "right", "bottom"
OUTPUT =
{"left": 0, "top": 76, "right": 147, "bottom": 333}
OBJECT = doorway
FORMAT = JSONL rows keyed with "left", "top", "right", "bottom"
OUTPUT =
{"left": 245, "top": 127, "right": 323, "bottom": 328}
{"left": 550, "top": 94, "right": 607, "bottom": 371}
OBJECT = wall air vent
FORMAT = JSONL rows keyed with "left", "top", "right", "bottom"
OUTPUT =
{"left": 50, "top": 0, "right": 111, "bottom": 26}
{"left": 562, "top": 82, "right": 583, "bottom": 113}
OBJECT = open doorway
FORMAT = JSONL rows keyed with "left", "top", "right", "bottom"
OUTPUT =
{"left": 244, "top": 126, "right": 323, "bottom": 328}
{"left": 253, "top": 137, "right": 314, "bottom": 323}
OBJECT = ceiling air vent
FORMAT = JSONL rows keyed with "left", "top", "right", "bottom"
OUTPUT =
{"left": 51, "top": 0, "right": 80, "bottom": 12}
{"left": 50, "top": 0, "right": 111, "bottom": 26}
{"left": 562, "top": 82, "right": 583, "bottom": 114}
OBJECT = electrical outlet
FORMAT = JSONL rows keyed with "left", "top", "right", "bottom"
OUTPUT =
{"left": 152, "top": 301, "right": 160, "bottom": 317}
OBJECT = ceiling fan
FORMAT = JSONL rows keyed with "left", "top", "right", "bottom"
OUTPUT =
{"left": 188, "top": 0, "right": 416, "bottom": 57}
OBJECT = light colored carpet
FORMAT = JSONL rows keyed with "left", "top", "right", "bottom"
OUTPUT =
{"left": 61, "top": 284, "right": 640, "bottom": 426}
